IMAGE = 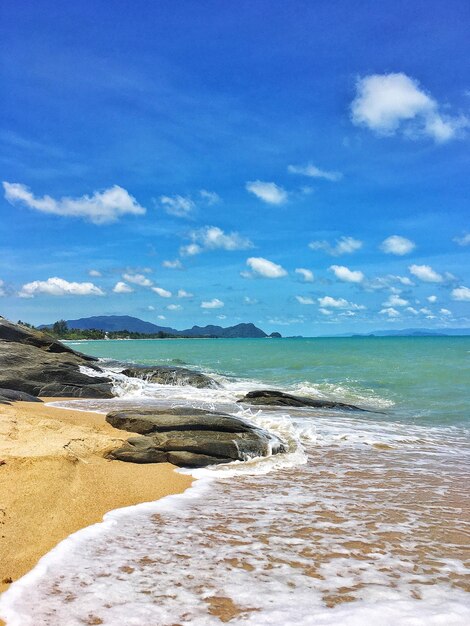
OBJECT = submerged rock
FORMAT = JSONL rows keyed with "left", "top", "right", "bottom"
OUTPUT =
{"left": 121, "top": 366, "right": 219, "bottom": 389}
{"left": 238, "top": 389, "right": 366, "bottom": 411}
{"left": 107, "top": 407, "right": 286, "bottom": 467}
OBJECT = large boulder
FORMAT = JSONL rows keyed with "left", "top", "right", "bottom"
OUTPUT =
{"left": 238, "top": 389, "right": 366, "bottom": 411}
{"left": 0, "top": 318, "right": 114, "bottom": 398}
{"left": 107, "top": 407, "right": 286, "bottom": 467}
{"left": 0, "top": 388, "right": 43, "bottom": 402}
{"left": 121, "top": 366, "right": 219, "bottom": 389}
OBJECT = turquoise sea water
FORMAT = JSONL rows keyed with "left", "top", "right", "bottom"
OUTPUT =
{"left": 1, "top": 337, "right": 469, "bottom": 625}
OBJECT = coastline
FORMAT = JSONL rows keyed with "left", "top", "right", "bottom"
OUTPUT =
{"left": 0, "top": 399, "right": 192, "bottom": 599}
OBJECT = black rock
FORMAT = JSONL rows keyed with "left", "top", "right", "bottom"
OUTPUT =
{"left": 121, "top": 366, "right": 219, "bottom": 389}
{"left": 0, "top": 388, "right": 43, "bottom": 402}
{"left": 237, "top": 389, "right": 366, "bottom": 411}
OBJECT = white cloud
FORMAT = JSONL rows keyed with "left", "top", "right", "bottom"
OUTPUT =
{"left": 309, "top": 236, "right": 362, "bottom": 256}
{"left": 217, "top": 314, "right": 227, "bottom": 320}
{"left": 88, "top": 269, "right": 102, "bottom": 277}
{"left": 246, "top": 181, "right": 288, "bottom": 205}
{"left": 244, "top": 296, "right": 258, "bottom": 304}
{"left": 454, "top": 233, "right": 470, "bottom": 246}
{"left": 177, "top": 289, "right": 193, "bottom": 298}
{"left": 319, "top": 308, "right": 333, "bottom": 315}
{"left": 201, "top": 298, "right": 224, "bottom": 309}
{"left": 440, "top": 308, "right": 452, "bottom": 316}
{"left": 380, "top": 307, "right": 401, "bottom": 318}
{"left": 419, "top": 307, "right": 432, "bottom": 315}
{"left": 296, "top": 296, "right": 314, "bottom": 305}
{"left": 295, "top": 268, "right": 314, "bottom": 282}
{"left": 451, "top": 286, "right": 470, "bottom": 301}
{"left": 380, "top": 235, "right": 415, "bottom": 255}
{"left": 162, "top": 259, "right": 183, "bottom": 269}
{"left": 406, "top": 307, "right": 419, "bottom": 315}
{"left": 3, "top": 182, "right": 146, "bottom": 224}
{"left": 189, "top": 226, "right": 253, "bottom": 252}
{"left": 409, "top": 264, "right": 443, "bottom": 283}
{"left": 246, "top": 257, "right": 288, "bottom": 278}
{"left": 427, "top": 295, "right": 437, "bottom": 303}
{"left": 157, "top": 314, "right": 166, "bottom": 319}
{"left": 122, "top": 272, "right": 153, "bottom": 287}
{"left": 366, "top": 274, "right": 414, "bottom": 291}
{"left": 383, "top": 294, "right": 409, "bottom": 307}
{"left": 199, "top": 190, "right": 220, "bottom": 205}
{"left": 113, "top": 281, "right": 134, "bottom": 294}
{"left": 329, "top": 264, "right": 364, "bottom": 283}
{"left": 147, "top": 305, "right": 155, "bottom": 311}
{"left": 19, "top": 277, "right": 104, "bottom": 298}
{"left": 287, "top": 163, "right": 342, "bottom": 181}
{"left": 0, "top": 280, "right": 5, "bottom": 297}
{"left": 159, "top": 194, "right": 195, "bottom": 217}
{"left": 180, "top": 243, "right": 202, "bottom": 256}
{"left": 351, "top": 73, "right": 468, "bottom": 142}
{"left": 166, "top": 304, "right": 182, "bottom": 311}
{"left": 152, "top": 286, "right": 172, "bottom": 298}
{"left": 318, "top": 296, "right": 365, "bottom": 310}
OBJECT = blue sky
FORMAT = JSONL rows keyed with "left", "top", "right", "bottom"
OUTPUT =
{"left": 1, "top": 0, "right": 469, "bottom": 335}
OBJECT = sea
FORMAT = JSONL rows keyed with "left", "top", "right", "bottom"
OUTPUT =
{"left": 1, "top": 336, "right": 469, "bottom": 625}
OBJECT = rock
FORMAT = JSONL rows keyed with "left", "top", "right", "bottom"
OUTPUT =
{"left": 106, "top": 407, "right": 256, "bottom": 435}
{"left": 0, "top": 388, "right": 43, "bottom": 402}
{"left": 121, "top": 366, "right": 218, "bottom": 388}
{"left": 238, "top": 389, "right": 366, "bottom": 411}
{"left": 0, "top": 319, "right": 114, "bottom": 399}
{"left": 269, "top": 332, "right": 282, "bottom": 338}
{"left": 106, "top": 407, "right": 287, "bottom": 467}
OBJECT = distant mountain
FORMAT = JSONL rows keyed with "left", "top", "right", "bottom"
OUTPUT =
{"left": 332, "top": 328, "right": 470, "bottom": 337}
{"left": 42, "top": 315, "right": 272, "bottom": 338}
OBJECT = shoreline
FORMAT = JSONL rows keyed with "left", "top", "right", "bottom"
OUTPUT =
{"left": 0, "top": 399, "right": 193, "bottom": 601}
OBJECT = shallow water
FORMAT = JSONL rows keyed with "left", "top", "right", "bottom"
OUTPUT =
{"left": 1, "top": 337, "right": 469, "bottom": 625}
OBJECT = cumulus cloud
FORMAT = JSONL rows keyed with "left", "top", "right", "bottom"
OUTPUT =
{"left": 122, "top": 272, "right": 153, "bottom": 287}
{"left": 406, "top": 307, "right": 419, "bottom": 315}
{"left": 409, "top": 264, "right": 443, "bottom": 283}
{"left": 309, "top": 236, "right": 362, "bottom": 256}
{"left": 365, "top": 274, "right": 414, "bottom": 291}
{"left": 380, "top": 235, "right": 415, "bottom": 255}
{"left": 351, "top": 73, "right": 468, "bottom": 142}
{"left": 113, "top": 281, "right": 133, "bottom": 294}
{"left": 296, "top": 296, "right": 314, "bottom": 305}
{"left": 440, "top": 308, "right": 452, "bottom": 316}
{"left": 454, "top": 233, "right": 470, "bottom": 246}
{"left": 159, "top": 194, "right": 195, "bottom": 217}
{"left": 329, "top": 264, "right": 364, "bottom": 283}
{"left": 180, "top": 243, "right": 202, "bottom": 257}
{"left": 152, "top": 286, "right": 172, "bottom": 298}
{"left": 295, "top": 268, "right": 314, "bottom": 282}
{"left": 3, "top": 182, "right": 146, "bottom": 224}
{"left": 246, "top": 181, "right": 288, "bottom": 205}
{"left": 383, "top": 294, "right": 408, "bottom": 307}
{"left": 166, "top": 304, "right": 182, "bottom": 311}
{"left": 189, "top": 226, "right": 253, "bottom": 252}
{"left": 246, "top": 257, "right": 288, "bottom": 278}
{"left": 88, "top": 269, "right": 102, "bottom": 277}
{"left": 19, "top": 277, "right": 104, "bottom": 298}
{"left": 177, "top": 289, "right": 193, "bottom": 298}
{"left": 201, "top": 298, "right": 224, "bottom": 309}
{"left": 427, "top": 295, "right": 438, "bottom": 303}
{"left": 451, "top": 286, "right": 470, "bottom": 301}
{"left": 318, "top": 296, "right": 365, "bottom": 310}
{"left": 162, "top": 259, "right": 183, "bottom": 269}
{"left": 380, "top": 307, "right": 401, "bottom": 318}
{"left": 287, "top": 163, "right": 342, "bottom": 181}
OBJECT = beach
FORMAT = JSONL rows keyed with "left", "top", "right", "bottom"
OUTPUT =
{"left": 0, "top": 399, "right": 192, "bottom": 596}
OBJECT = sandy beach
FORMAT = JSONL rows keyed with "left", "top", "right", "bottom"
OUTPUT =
{"left": 0, "top": 399, "right": 192, "bottom": 602}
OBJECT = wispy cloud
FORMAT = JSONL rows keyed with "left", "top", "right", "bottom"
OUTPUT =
{"left": 188, "top": 226, "right": 253, "bottom": 252}
{"left": 296, "top": 295, "right": 314, "bottom": 305}
{"left": 3, "top": 182, "right": 146, "bottom": 224}
{"left": 246, "top": 257, "right": 288, "bottom": 278}
{"left": 19, "top": 277, "right": 105, "bottom": 297}
{"left": 309, "top": 236, "right": 362, "bottom": 256}
{"left": 351, "top": 73, "right": 468, "bottom": 142}
{"left": 288, "top": 163, "right": 342, "bottom": 181}
{"left": 201, "top": 298, "right": 224, "bottom": 309}
{"left": 454, "top": 233, "right": 470, "bottom": 246}
{"left": 294, "top": 268, "right": 314, "bottom": 282}
{"left": 246, "top": 181, "right": 288, "bottom": 205}
{"left": 159, "top": 194, "right": 195, "bottom": 217}
{"left": 122, "top": 272, "right": 153, "bottom": 287}
{"left": 152, "top": 286, "right": 172, "bottom": 298}
{"left": 318, "top": 296, "right": 365, "bottom": 310}
{"left": 162, "top": 259, "right": 183, "bottom": 269}
{"left": 380, "top": 235, "right": 415, "bottom": 255}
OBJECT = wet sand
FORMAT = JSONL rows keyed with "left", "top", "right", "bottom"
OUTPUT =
{"left": 0, "top": 399, "right": 192, "bottom": 600}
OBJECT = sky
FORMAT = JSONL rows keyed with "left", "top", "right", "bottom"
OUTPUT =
{"left": 1, "top": 0, "right": 469, "bottom": 335}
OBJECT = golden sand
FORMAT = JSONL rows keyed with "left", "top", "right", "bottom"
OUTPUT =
{"left": 0, "top": 399, "right": 192, "bottom": 600}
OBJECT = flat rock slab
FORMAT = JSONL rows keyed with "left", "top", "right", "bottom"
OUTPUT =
{"left": 106, "top": 407, "right": 257, "bottom": 435}
{"left": 121, "top": 366, "right": 219, "bottom": 389}
{"left": 107, "top": 407, "right": 286, "bottom": 467}
{"left": 237, "top": 389, "right": 366, "bottom": 411}
{"left": 0, "top": 388, "right": 43, "bottom": 402}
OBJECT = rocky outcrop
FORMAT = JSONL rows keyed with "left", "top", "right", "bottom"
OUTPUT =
{"left": 0, "top": 317, "right": 114, "bottom": 398}
{"left": 0, "top": 388, "right": 43, "bottom": 402}
{"left": 237, "top": 389, "right": 366, "bottom": 411}
{"left": 107, "top": 407, "right": 286, "bottom": 467}
{"left": 121, "top": 366, "right": 219, "bottom": 388}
